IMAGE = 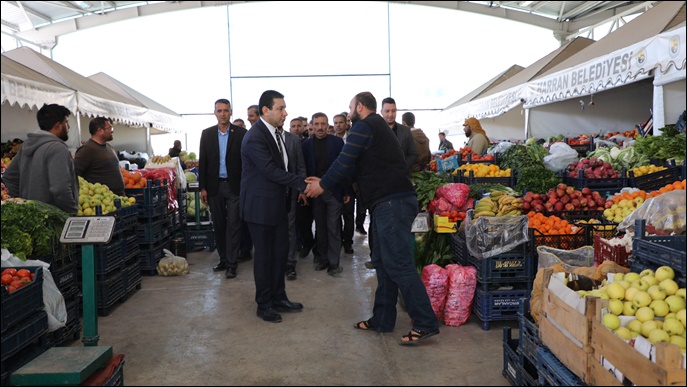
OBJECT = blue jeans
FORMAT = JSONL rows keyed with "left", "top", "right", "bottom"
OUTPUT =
{"left": 369, "top": 195, "right": 439, "bottom": 333}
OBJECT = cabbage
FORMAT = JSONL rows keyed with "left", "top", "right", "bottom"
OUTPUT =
{"left": 185, "top": 171, "right": 197, "bottom": 182}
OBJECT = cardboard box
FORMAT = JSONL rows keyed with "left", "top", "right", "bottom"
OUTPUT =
{"left": 437, "top": 155, "right": 459, "bottom": 173}
{"left": 433, "top": 214, "right": 457, "bottom": 233}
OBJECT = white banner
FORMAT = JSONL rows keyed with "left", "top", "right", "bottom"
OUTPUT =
{"left": 1, "top": 73, "right": 77, "bottom": 113}
{"left": 77, "top": 92, "right": 149, "bottom": 128}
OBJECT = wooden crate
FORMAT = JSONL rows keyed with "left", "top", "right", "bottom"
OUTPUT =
{"left": 538, "top": 270, "right": 597, "bottom": 384}
{"left": 589, "top": 300, "right": 686, "bottom": 386}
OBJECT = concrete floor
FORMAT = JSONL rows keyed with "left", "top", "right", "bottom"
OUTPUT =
{"left": 73, "top": 227, "right": 515, "bottom": 386}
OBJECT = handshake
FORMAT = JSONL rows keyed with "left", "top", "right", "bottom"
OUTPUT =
{"left": 303, "top": 176, "right": 323, "bottom": 198}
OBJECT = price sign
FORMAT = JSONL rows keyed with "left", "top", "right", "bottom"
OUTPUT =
{"left": 60, "top": 217, "right": 116, "bottom": 244}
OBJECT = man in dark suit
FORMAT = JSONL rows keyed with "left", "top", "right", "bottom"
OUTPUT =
{"left": 240, "top": 90, "right": 308, "bottom": 323}
{"left": 281, "top": 126, "right": 307, "bottom": 281}
{"left": 302, "top": 112, "right": 350, "bottom": 275}
{"left": 198, "top": 98, "right": 247, "bottom": 279}
{"left": 381, "top": 97, "right": 418, "bottom": 172}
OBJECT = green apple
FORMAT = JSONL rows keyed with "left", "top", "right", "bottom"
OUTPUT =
{"left": 648, "top": 285, "right": 667, "bottom": 301}
{"left": 627, "top": 319, "right": 642, "bottom": 334}
{"left": 636, "top": 306, "right": 655, "bottom": 322}
{"left": 614, "top": 326, "right": 632, "bottom": 341}
{"left": 665, "top": 295, "right": 686, "bottom": 313}
{"left": 655, "top": 266, "right": 675, "bottom": 282}
{"left": 625, "top": 287, "right": 639, "bottom": 302}
{"left": 670, "top": 335, "right": 686, "bottom": 349}
{"left": 633, "top": 291, "right": 652, "bottom": 307}
{"left": 641, "top": 320, "right": 659, "bottom": 337}
{"left": 632, "top": 279, "right": 650, "bottom": 291}
{"left": 614, "top": 273, "right": 625, "bottom": 282}
{"left": 655, "top": 320, "right": 664, "bottom": 330}
{"left": 615, "top": 280, "right": 631, "bottom": 290}
{"left": 663, "top": 318, "right": 685, "bottom": 336}
{"left": 624, "top": 272, "right": 640, "bottom": 283}
{"left": 602, "top": 313, "right": 621, "bottom": 331}
{"left": 677, "top": 309, "right": 686, "bottom": 327}
{"left": 649, "top": 329, "right": 671, "bottom": 344}
{"left": 643, "top": 275, "right": 659, "bottom": 287}
{"left": 650, "top": 299, "right": 670, "bottom": 317}
{"left": 659, "top": 279, "right": 679, "bottom": 296}
{"left": 639, "top": 269, "right": 655, "bottom": 278}
{"left": 676, "top": 288, "right": 686, "bottom": 299}
{"left": 608, "top": 299, "right": 624, "bottom": 315}
{"left": 665, "top": 312, "right": 677, "bottom": 321}
{"left": 606, "top": 282, "right": 626, "bottom": 300}
{"left": 623, "top": 301, "right": 638, "bottom": 316}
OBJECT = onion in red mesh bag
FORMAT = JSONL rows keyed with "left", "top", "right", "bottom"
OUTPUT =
{"left": 421, "top": 264, "right": 449, "bottom": 321}
{"left": 434, "top": 183, "right": 470, "bottom": 209}
{"left": 443, "top": 264, "right": 477, "bottom": 327}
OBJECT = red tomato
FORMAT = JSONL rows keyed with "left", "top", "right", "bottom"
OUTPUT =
{"left": 1, "top": 274, "right": 12, "bottom": 285}
{"left": 2, "top": 268, "right": 17, "bottom": 277}
{"left": 16, "top": 269, "right": 31, "bottom": 279}
{"left": 10, "top": 280, "right": 23, "bottom": 290}
{"left": 7, "top": 285, "right": 17, "bottom": 293}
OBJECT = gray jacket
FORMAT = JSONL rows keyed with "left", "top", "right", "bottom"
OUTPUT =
{"left": 3, "top": 130, "right": 79, "bottom": 213}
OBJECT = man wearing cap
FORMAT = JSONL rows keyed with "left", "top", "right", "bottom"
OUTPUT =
{"left": 463, "top": 117, "right": 490, "bottom": 155}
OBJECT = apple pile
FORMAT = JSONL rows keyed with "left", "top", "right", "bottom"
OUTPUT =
{"left": 522, "top": 183, "right": 606, "bottom": 213}
{"left": 590, "top": 267, "right": 687, "bottom": 350}
{"left": 567, "top": 157, "right": 621, "bottom": 179}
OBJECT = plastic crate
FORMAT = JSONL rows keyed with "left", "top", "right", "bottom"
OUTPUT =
{"left": 593, "top": 233, "right": 630, "bottom": 267}
{"left": 136, "top": 218, "right": 168, "bottom": 244}
{"left": 1, "top": 266, "right": 44, "bottom": 333}
{"left": 0, "top": 332, "right": 49, "bottom": 384}
{"left": 633, "top": 219, "right": 686, "bottom": 275}
{"left": 47, "top": 298, "right": 80, "bottom": 347}
{"left": 463, "top": 170, "right": 515, "bottom": 188}
{"left": 467, "top": 242, "right": 534, "bottom": 283}
{"left": 137, "top": 246, "right": 165, "bottom": 273}
{"left": 562, "top": 212, "right": 618, "bottom": 246}
{"left": 122, "top": 257, "right": 142, "bottom": 293}
{"left": 450, "top": 230, "right": 469, "bottom": 265}
{"left": 536, "top": 347, "right": 586, "bottom": 386}
{"left": 520, "top": 359, "right": 540, "bottom": 386}
{"left": 92, "top": 238, "right": 124, "bottom": 275}
{"left": 122, "top": 233, "right": 140, "bottom": 261}
{"left": 50, "top": 259, "right": 79, "bottom": 300}
{"left": 102, "top": 358, "right": 125, "bottom": 386}
{"left": 564, "top": 169, "right": 625, "bottom": 192}
{"left": 627, "top": 165, "right": 681, "bottom": 192}
{"left": 125, "top": 181, "right": 163, "bottom": 207}
{"left": 1, "top": 310, "right": 48, "bottom": 361}
{"left": 564, "top": 137, "right": 593, "bottom": 157}
{"left": 502, "top": 327, "right": 520, "bottom": 386}
{"left": 472, "top": 285, "right": 531, "bottom": 331}
{"left": 518, "top": 298, "right": 542, "bottom": 365}
{"left": 185, "top": 227, "right": 216, "bottom": 251}
{"left": 96, "top": 270, "right": 125, "bottom": 315}
{"left": 529, "top": 228, "right": 587, "bottom": 253}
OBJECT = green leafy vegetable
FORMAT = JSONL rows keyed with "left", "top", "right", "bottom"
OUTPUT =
{"left": 411, "top": 171, "right": 452, "bottom": 211}
{"left": 633, "top": 126, "right": 686, "bottom": 163}
{"left": 498, "top": 144, "right": 549, "bottom": 172}
{"left": 515, "top": 166, "right": 561, "bottom": 194}
{"left": 1, "top": 199, "right": 70, "bottom": 261}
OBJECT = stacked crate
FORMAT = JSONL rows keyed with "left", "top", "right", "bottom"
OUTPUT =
{"left": 126, "top": 180, "right": 172, "bottom": 275}
{"left": 450, "top": 227, "right": 534, "bottom": 331}
{"left": 76, "top": 203, "right": 139, "bottom": 317}
{"left": 516, "top": 298, "right": 542, "bottom": 386}
{"left": 184, "top": 183, "right": 215, "bottom": 252}
{"left": 630, "top": 219, "right": 686, "bottom": 287}
{"left": 1, "top": 267, "right": 49, "bottom": 386}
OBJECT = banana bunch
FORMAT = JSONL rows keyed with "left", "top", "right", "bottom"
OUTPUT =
{"left": 149, "top": 155, "right": 172, "bottom": 164}
{"left": 491, "top": 190, "right": 523, "bottom": 216}
{"left": 473, "top": 197, "right": 498, "bottom": 218}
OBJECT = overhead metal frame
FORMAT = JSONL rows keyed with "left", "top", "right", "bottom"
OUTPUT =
{"left": 1, "top": 1, "right": 658, "bottom": 53}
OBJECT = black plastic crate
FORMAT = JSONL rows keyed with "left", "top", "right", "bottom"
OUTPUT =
{"left": 521, "top": 357, "right": 540, "bottom": 386}
{"left": 92, "top": 238, "right": 124, "bottom": 275}
{"left": 185, "top": 227, "right": 216, "bottom": 251}
{"left": 536, "top": 347, "right": 586, "bottom": 386}
{"left": 564, "top": 170, "right": 624, "bottom": 194}
{"left": 50, "top": 260, "right": 79, "bottom": 301}
{"left": 136, "top": 218, "right": 168, "bottom": 244}
{"left": 1, "top": 266, "right": 44, "bottom": 333}
{"left": 529, "top": 228, "right": 587, "bottom": 254}
{"left": 122, "top": 233, "right": 140, "bottom": 261}
{"left": 564, "top": 137, "right": 594, "bottom": 157}
{"left": 1, "top": 310, "right": 48, "bottom": 361}
{"left": 563, "top": 213, "right": 619, "bottom": 246}
{"left": 473, "top": 285, "right": 531, "bottom": 331}
{"left": 47, "top": 298, "right": 80, "bottom": 348}
{"left": 137, "top": 247, "right": 165, "bottom": 273}
{"left": 633, "top": 220, "right": 686, "bottom": 276}
{"left": 103, "top": 358, "right": 125, "bottom": 386}
{"left": 517, "top": 298, "right": 542, "bottom": 365}
{"left": 467, "top": 242, "right": 533, "bottom": 283}
{"left": 502, "top": 327, "right": 520, "bottom": 386}
{"left": 0, "top": 331, "right": 48, "bottom": 382}
{"left": 450, "top": 230, "right": 468, "bottom": 265}
{"left": 125, "top": 181, "right": 163, "bottom": 207}
{"left": 95, "top": 270, "right": 125, "bottom": 316}
{"left": 627, "top": 164, "right": 681, "bottom": 192}
{"left": 462, "top": 170, "right": 516, "bottom": 188}
{"left": 122, "top": 257, "right": 142, "bottom": 293}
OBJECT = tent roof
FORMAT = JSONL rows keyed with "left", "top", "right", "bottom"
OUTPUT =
{"left": 88, "top": 72, "right": 180, "bottom": 117}
{"left": 443, "top": 64, "right": 524, "bottom": 110}
{"left": 538, "top": 1, "right": 685, "bottom": 78}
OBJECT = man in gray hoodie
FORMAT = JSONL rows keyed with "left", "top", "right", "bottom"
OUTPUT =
{"left": 3, "top": 103, "right": 79, "bottom": 214}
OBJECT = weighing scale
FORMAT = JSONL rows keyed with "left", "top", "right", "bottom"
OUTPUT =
{"left": 10, "top": 216, "right": 117, "bottom": 385}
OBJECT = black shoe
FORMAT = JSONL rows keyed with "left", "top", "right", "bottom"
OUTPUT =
{"left": 356, "top": 226, "right": 367, "bottom": 235}
{"left": 314, "top": 261, "right": 329, "bottom": 271}
{"left": 237, "top": 251, "right": 252, "bottom": 262}
{"left": 273, "top": 299, "right": 303, "bottom": 312}
{"left": 364, "top": 260, "right": 374, "bottom": 270}
{"left": 298, "top": 245, "right": 313, "bottom": 258}
{"left": 327, "top": 265, "right": 343, "bottom": 276}
{"left": 343, "top": 244, "right": 354, "bottom": 254}
{"left": 225, "top": 267, "right": 237, "bottom": 279}
{"left": 257, "top": 308, "right": 282, "bottom": 323}
{"left": 213, "top": 263, "right": 228, "bottom": 272}
{"left": 285, "top": 266, "right": 297, "bottom": 281}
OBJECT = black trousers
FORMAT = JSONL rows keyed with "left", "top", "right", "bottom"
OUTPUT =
{"left": 247, "top": 217, "right": 289, "bottom": 310}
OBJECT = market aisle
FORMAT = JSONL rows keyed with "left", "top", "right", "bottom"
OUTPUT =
{"left": 73, "top": 228, "right": 514, "bottom": 386}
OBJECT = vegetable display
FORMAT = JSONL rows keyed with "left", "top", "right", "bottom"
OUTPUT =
{"left": 1, "top": 198, "right": 69, "bottom": 260}
{"left": 411, "top": 171, "right": 452, "bottom": 211}
{"left": 633, "top": 126, "right": 686, "bottom": 162}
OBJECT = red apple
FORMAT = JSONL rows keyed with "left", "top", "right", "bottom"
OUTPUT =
{"left": 560, "top": 195, "right": 570, "bottom": 205}
{"left": 580, "top": 198, "right": 588, "bottom": 207}
{"left": 522, "top": 202, "right": 531, "bottom": 211}
{"left": 554, "top": 202, "right": 564, "bottom": 212}
{"left": 595, "top": 197, "right": 606, "bottom": 207}
{"left": 566, "top": 186, "right": 575, "bottom": 195}
{"left": 556, "top": 189, "right": 565, "bottom": 198}
{"left": 565, "top": 203, "right": 576, "bottom": 211}
{"left": 571, "top": 199, "right": 580, "bottom": 208}
{"left": 581, "top": 187, "right": 591, "bottom": 195}
{"left": 604, "top": 200, "right": 613, "bottom": 209}
{"left": 557, "top": 183, "right": 567, "bottom": 192}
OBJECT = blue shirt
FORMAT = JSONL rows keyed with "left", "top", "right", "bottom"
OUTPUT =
{"left": 218, "top": 128, "right": 229, "bottom": 178}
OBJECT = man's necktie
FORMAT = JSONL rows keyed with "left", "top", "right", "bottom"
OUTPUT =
{"left": 275, "top": 128, "right": 285, "bottom": 170}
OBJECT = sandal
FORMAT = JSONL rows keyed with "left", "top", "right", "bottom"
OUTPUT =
{"left": 399, "top": 329, "right": 439, "bottom": 346}
{"left": 354, "top": 319, "right": 376, "bottom": 331}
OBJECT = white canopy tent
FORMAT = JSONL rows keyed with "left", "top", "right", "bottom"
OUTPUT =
{"left": 441, "top": 37, "right": 595, "bottom": 140}
{"left": 652, "top": 21, "right": 686, "bottom": 131}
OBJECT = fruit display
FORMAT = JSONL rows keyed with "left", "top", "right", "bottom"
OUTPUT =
{"left": 1, "top": 182, "right": 10, "bottom": 201}
{"left": 526, "top": 212, "right": 579, "bottom": 235}
{"left": 1, "top": 267, "right": 35, "bottom": 293}
{"left": 452, "top": 147, "right": 495, "bottom": 162}
{"left": 602, "top": 190, "right": 647, "bottom": 223}
{"left": 603, "top": 128, "right": 640, "bottom": 140}
{"left": 122, "top": 169, "right": 148, "bottom": 189}
{"left": 646, "top": 179, "right": 686, "bottom": 199}
{"left": 628, "top": 164, "right": 667, "bottom": 177}
{"left": 566, "top": 134, "right": 592, "bottom": 146}
{"left": 454, "top": 163, "right": 511, "bottom": 178}
{"left": 522, "top": 183, "right": 605, "bottom": 213}
{"left": 566, "top": 157, "right": 621, "bottom": 179}
{"left": 472, "top": 190, "right": 522, "bottom": 219}
{"left": 78, "top": 176, "right": 135, "bottom": 216}
{"left": 148, "top": 155, "right": 172, "bottom": 164}
{"left": 595, "top": 267, "right": 686, "bottom": 351}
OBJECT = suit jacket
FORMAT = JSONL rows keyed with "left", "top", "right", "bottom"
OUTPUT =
{"left": 240, "top": 119, "right": 308, "bottom": 226}
{"left": 283, "top": 131, "right": 306, "bottom": 199}
{"left": 302, "top": 135, "right": 349, "bottom": 202}
{"left": 198, "top": 124, "right": 247, "bottom": 196}
{"left": 393, "top": 122, "right": 418, "bottom": 172}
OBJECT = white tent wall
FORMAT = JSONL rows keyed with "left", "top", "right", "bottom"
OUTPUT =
{"left": 528, "top": 78, "right": 653, "bottom": 139}
{"left": 474, "top": 107, "right": 527, "bottom": 142}
{"left": 1, "top": 102, "right": 82, "bottom": 149}
{"left": 661, "top": 81, "right": 687, "bottom": 128}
